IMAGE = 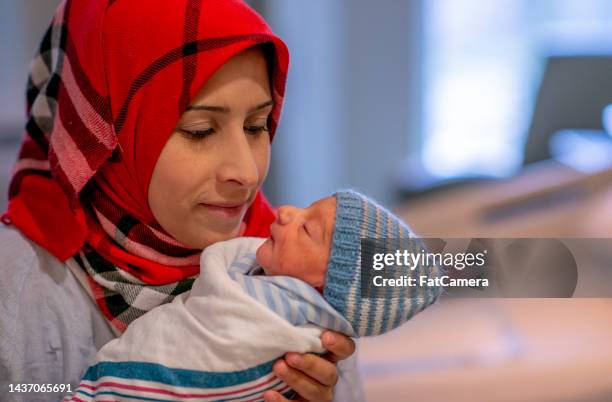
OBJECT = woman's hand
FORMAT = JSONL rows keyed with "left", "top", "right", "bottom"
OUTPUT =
{"left": 263, "top": 330, "right": 356, "bottom": 402}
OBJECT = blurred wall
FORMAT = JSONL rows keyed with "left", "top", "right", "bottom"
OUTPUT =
{"left": 261, "top": 0, "right": 423, "bottom": 206}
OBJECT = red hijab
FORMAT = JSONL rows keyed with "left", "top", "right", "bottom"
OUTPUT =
{"left": 2, "top": 0, "right": 289, "bottom": 332}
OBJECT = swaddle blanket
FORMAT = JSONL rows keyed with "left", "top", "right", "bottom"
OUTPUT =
{"left": 65, "top": 237, "right": 354, "bottom": 401}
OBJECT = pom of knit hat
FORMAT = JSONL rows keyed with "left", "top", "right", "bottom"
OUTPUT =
{"left": 323, "top": 190, "right": 442, "bottom": 337}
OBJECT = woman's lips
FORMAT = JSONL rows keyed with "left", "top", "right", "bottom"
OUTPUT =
{"left": 199, "top": 202, "right": 246, "bottom": 218}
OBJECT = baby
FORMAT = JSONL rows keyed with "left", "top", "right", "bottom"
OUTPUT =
{"left": 66, "top": 190, "right": 442, "bottom": 401}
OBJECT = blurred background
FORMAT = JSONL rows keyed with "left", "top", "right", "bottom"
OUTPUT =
{"left": 1, "top": 1, "right": 612, "bottom": 401}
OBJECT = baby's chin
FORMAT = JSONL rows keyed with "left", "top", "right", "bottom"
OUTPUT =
{"left": 255, "top": 238, "right": 275, "bottom": 274}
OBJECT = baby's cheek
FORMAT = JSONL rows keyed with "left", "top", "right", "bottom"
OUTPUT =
{"left": 286, "top": 260, "right": 324, "bottom": 287}
{"left": 307, "top": 251, "right": 330, "bottom": 288}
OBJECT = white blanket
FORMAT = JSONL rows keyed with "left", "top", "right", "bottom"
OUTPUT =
{"left": 65, "top": 237, "right": 354, "bottom": 401}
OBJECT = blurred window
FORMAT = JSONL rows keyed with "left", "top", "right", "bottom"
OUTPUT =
{"left": 423, "top": 0, "right": 612, "bottom": 178}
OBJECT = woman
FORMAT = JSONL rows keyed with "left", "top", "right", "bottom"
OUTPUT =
{"left": 0, "top": 1, "right": 362, "bottom": 401}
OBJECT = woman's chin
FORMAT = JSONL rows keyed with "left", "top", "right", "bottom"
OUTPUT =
{"left": 172, "top": 223, "right": 241, "bottom": 250}
{"left": 206, "top": 227, "right": 242, "bottom": 245}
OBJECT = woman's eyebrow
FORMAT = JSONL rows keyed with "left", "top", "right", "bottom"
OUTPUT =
{"left": 249, "top": 100, "right": 274, "bottom": 112}
{"left": 185, "top": 100, "right": 274, "bottom": 114}
{"left": 185, "top": 104, "right": 229, "bottom": 113}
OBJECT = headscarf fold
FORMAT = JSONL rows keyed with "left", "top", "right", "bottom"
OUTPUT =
{"left": 2, "top": 0, "right": 289, "bottom": 333}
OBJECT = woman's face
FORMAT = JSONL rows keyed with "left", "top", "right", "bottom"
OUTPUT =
{"left": 148, "top": 47, "right": 273, "bottom": 249}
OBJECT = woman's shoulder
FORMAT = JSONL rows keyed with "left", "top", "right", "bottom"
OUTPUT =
{"left": 0, "top": 224, "right": 67, "bottom": 310}
{"left": 0, "top": 224, "right": 116, "bottom": 385}
{"left": 0, "top": 225, "right": 43, "bottom": 314}
{"left": 0, "top": 224, "right": 38, "bottom": 271}
{"left": 0, "top": 224, "right": 111, "bottom": 330}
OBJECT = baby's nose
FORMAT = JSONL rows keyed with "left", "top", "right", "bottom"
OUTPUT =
{"left": 277, "top": 205, "right": 299, "bottom": 225}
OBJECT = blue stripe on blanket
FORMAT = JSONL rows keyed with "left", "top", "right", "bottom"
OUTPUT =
{"left": 82, "top": 359, "right": 276, "bottom": 387}
{"left": 227, "top": 249, "right": 356, "bottom": 336}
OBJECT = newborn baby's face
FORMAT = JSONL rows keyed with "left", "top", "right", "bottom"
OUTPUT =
{"left": 256, "top": 196, "right": 336, "bottom": 289}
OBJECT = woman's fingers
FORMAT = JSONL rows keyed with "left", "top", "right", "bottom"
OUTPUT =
{"left": 262, "top": 390, "right": 292, "bottom": 402}
{"left": 263, "top": 390, "right": 306, "bottom": 402}
{"left": 285, "top": 352, "right": 338, "bottom": 386}
{"left": 321, "top": 330, "right": 356, "bottom": 363}
{"left": 264, "top": 332, "right": 355, "bottom": 401}
{"left": 270, "top": 359, "right": 334, "bottom": 402}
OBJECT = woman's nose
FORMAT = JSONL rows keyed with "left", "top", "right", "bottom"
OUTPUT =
{"left": 277, "top": 205, "right": 300, "bottom": 225}
{"left": 216, "top": 129, "right": 260, "bottom": 188}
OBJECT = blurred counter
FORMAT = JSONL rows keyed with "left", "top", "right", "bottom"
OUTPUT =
{"left": 396, "top": 159, "right": 612, "bottom": 238}
{"left": 357, "top": 159, "right": 612, "bottom": 402}
{"left": 358, "top": 299, "right": 612, "bottom": 402}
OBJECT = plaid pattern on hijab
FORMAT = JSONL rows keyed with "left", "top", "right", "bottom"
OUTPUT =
{"left": 2, "top": 0, "right": 289, "bottom": 333}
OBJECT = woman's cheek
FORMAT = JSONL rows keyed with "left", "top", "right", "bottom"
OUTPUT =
{"left": 253, "top": 134, "right": 271, "bottom": 185}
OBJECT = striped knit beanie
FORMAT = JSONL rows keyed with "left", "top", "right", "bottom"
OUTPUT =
{"left": 323, "top": 190, "right": 442, "bottom": 337}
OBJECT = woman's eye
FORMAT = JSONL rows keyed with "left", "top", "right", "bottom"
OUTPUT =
{"left": 244, "top": 124, "right": 269, "bottom": 135}
{"left": 179, "top": 128, "right": 214, "bottom": 140}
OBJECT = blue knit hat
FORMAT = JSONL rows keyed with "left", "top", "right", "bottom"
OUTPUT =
{"left": 323, "top": 190, "right": 442, "bottom": 337}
